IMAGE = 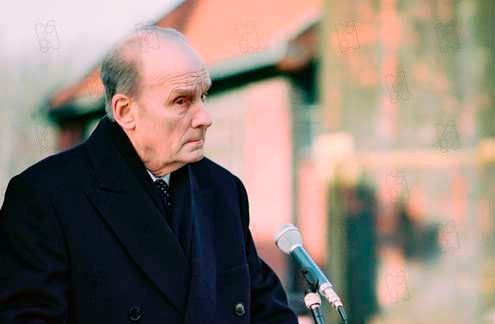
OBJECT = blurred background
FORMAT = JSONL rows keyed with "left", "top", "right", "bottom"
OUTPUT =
{"left": 1, "top": 0, "right": 494, "bottom": 323}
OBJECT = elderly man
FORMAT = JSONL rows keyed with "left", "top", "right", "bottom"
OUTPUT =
{"left": 0, "top": 27, "right": 298, "bottom": 323}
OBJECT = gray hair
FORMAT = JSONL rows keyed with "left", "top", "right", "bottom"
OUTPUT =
{"left": 100, "top": 27, "right": 186, "bottom": 121}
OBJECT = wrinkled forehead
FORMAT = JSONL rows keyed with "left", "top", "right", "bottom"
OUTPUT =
{"left": 144, "top": 67, "right": 212, "bottom": 93}
{"left": 136, "top": 38, "right": 212, "bottom": 93}
{"left": 162, "top": 68, "right": 211, "bottom": 91}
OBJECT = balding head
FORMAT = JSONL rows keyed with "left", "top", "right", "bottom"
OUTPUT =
{"left": 100, "top": 27, "right": 191, "bottom": 121}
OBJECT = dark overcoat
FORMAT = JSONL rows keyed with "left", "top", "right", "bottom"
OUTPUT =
{"left": 0, "top": 116, "right": 298, "bottom": 324}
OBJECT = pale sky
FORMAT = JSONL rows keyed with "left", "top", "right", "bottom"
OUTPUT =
{"left": 1, "top": 0, "right": 182, "bottom": 66}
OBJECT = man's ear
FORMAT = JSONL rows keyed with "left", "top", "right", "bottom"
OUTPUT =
{"left": 112, "top": 94, "right": 136, "bottom": 130}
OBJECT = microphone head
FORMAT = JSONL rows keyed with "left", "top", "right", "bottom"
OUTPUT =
{"left": 274, "top": 224, "right": 303, "bottom": 254}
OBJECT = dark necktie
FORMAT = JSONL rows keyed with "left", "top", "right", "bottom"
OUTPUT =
{"left": 154, "top": 179, "right": 177, "bottom": 236}
{"left": 155, "top": 171, "right": 192, "bottom": 270}
{"left": 154, "top": 178, "right": 189, "bottom": 259}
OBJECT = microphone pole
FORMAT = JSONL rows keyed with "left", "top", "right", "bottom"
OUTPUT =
{"left": 304, "top": 288, "right": 325, "bottom": 324}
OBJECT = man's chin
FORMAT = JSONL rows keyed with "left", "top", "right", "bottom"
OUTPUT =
{"left": 184, "top": 151, "right": 204, "bottom": 163}
{"left": 192, "top": 154, "right": 204, "bottom": 162}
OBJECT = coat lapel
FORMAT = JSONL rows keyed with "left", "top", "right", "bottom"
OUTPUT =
{"left": 183, "top": 164, "right": 217, "bottom": 324}
{"left": 83, "top": 117, "right": 190, "bottom": 313}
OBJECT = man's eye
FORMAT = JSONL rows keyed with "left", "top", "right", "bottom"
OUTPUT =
{"left": 201, "top": 92, "right": 208, "bottom": 102}
{"left": 175, "top": 97, "right": 187, "bottom": 105}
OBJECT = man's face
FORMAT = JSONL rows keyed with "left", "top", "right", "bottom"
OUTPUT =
{"left": 129, "top": 40, "right": 212, "bottom": 174}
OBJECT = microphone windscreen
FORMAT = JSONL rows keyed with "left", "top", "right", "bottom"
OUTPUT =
{"left": 274, "top": 224, "right": 303, "bottom": 254}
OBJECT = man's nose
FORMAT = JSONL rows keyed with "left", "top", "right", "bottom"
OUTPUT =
{"left": 191, "top": 102, "right": 213, "bottom": 129}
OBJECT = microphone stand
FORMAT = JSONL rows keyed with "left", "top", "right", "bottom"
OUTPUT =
{"left": 304, "top": 288, "right": 325, "bottom": 324}
{"left": 299, "top": 266, "right": 348, "bottom": 323}
{"left": 300, "top": 268, "right": 326, "bottom": 324}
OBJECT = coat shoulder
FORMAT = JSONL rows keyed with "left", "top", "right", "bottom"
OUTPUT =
{"left": 189, "top": 157, "right": 248, "bottom": 213}
{"left": 190, "top": 157, "right": 241, "bottom": 186}
{"left": 14, "top": 143, "right": 91, "bottom": 195}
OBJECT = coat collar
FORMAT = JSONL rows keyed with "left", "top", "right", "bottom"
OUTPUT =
{"left": 83, "top": 116, "right": 216, "bottom": 321}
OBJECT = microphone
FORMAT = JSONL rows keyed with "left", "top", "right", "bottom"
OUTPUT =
{"left": 274, "top": 224, "right": 348, "bottom": 323}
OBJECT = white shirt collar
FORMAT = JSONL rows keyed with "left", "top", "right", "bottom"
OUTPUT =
{"left": 146, "top": 169, "right": 171, "bottom": 185}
